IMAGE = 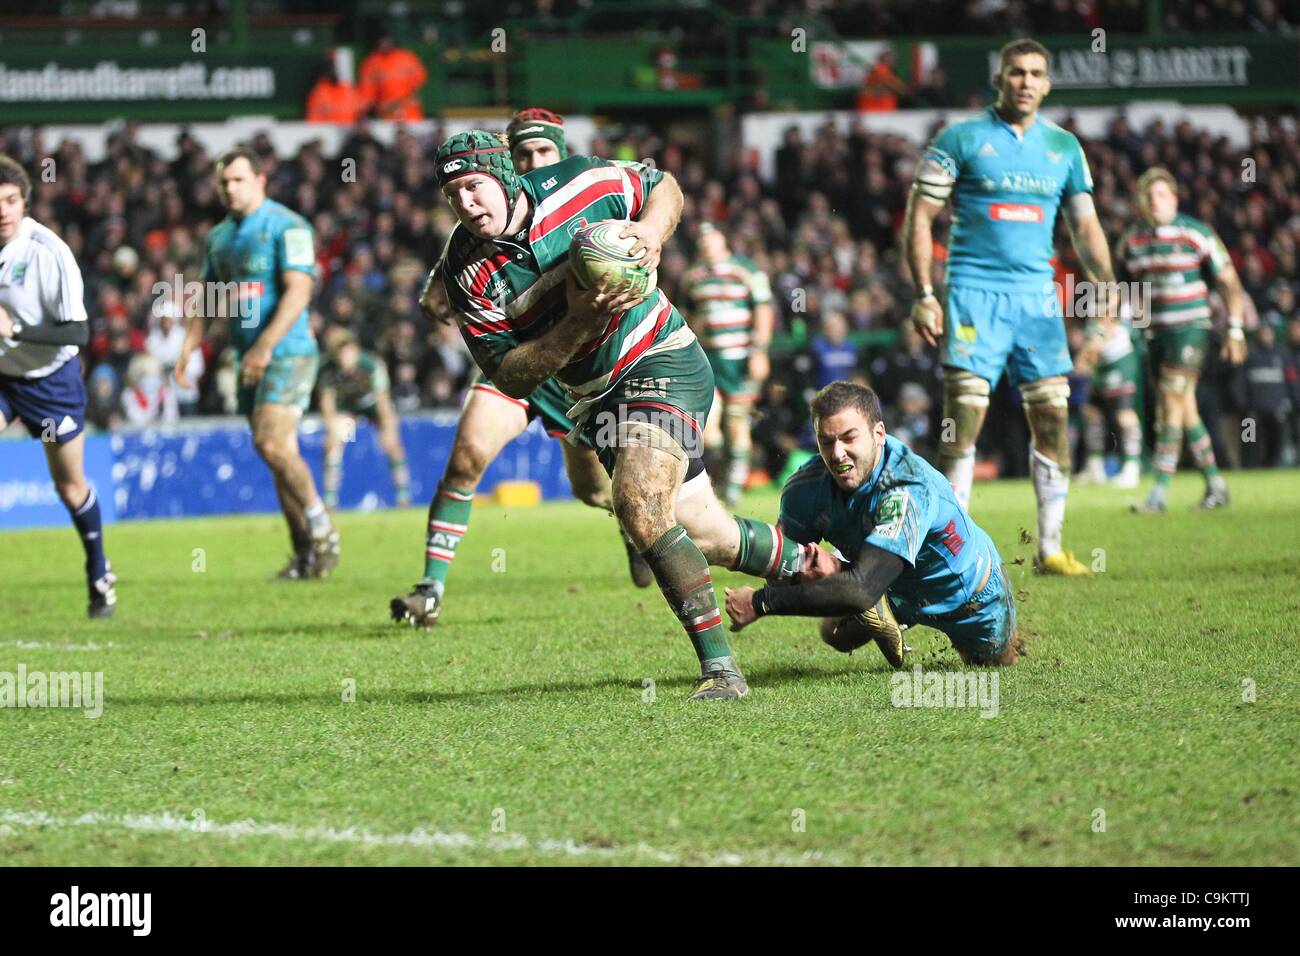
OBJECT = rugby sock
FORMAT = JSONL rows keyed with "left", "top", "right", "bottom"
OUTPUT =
{"left": 1153, "top": 425, "right": 1182, "bottom": 493}
{"left": 290, "top": 523, "right": 313, "bottom": 559}
{"left": 1120, "top": 420, "right": 1143, "bottom": 470}
{"left": 67, "top": 487, "right": 108, "bottom": 583}
{"left": 732, "top": 516, "right": 807, "bottom": 579}
{"left": 390, "top": 456, "right": 411, "bottom": 507}
{"left": 323, "top": 445, "right": 343, "bottom": 508}
{"left": 725, "top": 448, "right": 750, "bottom": 503}
{"left": 1185, "top": 420, "right": 1224, "bottom": 489}
{"left": 941, "top": 447, "right": 976, "bottom": 511}
{"left": 304, "top": 498, "right": 332, "bottom": 537}
{"left": 422, "top": 483, "right": 475, "bottom": 594}
{"left": 1083, "top": 415, "right": 1107, "bottom": 480}
{"left": 1030, "top": 447, "right": 1069, "bottom": 558}
{"left": 642, "top": 524, "right": 734, "bottom": 668}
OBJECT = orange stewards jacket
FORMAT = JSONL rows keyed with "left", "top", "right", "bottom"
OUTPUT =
{"left": 306, "top": 78, "right": 364, "bottom": 124}
{"left": 358, "top": 48, "right": 428, "bottom": 121}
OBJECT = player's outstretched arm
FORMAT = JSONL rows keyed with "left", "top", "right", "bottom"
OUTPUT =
{"left": 725, "top": 545, "right": 905, "bottom": 631}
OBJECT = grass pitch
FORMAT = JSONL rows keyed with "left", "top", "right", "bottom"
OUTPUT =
{"left": 1, "top": 470, "right": 1297, "bottom": 866}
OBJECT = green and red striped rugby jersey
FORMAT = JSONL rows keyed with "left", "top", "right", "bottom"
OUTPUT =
{"left": 1116, "top": 212, "right": 1231, "bottom": 328}
{"left": 443, "top": 155, "right": 695, "bottom": 399}
{"left": 681, "top": 254, "right": 773, "bottom": 359}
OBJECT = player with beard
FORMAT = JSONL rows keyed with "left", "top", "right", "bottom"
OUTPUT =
{"left": 724, "top": 381, "right": 1020, "bottom": 668}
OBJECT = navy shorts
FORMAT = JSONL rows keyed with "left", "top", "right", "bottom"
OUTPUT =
{"left": 0, "top": 355, "right": 86, "bottom": 443}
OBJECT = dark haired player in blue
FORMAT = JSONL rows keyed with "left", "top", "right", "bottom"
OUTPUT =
{"left": 724, "top": 381, "right": 1020, "bottom": 668}
{"left": 177, "top": 147, "right": 339, "bottom": 580}
{"left": 904, "top": 38, "right": 1119, "bottom": 577}
{"left": 0, "top": 155, "right": 117, "bottom": 618}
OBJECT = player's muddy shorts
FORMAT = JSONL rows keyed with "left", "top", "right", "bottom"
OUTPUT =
{"left": 238, "top": 352, "right": 319, "bottom": 417}
{"left": 942, "top": 284, "right": 1073, "bottom": 387}
{"left": 1146, "top": 323, "right": 1209, "bottom": 375}
{"left": 570, "top": 341, "right": 715, "bottom": 486}
{"left": 1092, "top": 349, "right": 1140, "bottom": 410}
{"left": 705, "top": 351, "right": 757, "bottom": 403}
{"left": 470, "top": 371, "right": 580, "bottom": 441}
{"left": 0, "top": 355, "right": 86, "bottom": 443}
{"left": 891, "top": 561, "right": 1017, "bottom": 662}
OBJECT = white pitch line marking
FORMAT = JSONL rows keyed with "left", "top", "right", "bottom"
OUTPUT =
{"left": 0, "top": 810, "right": 848, "bottom": 866}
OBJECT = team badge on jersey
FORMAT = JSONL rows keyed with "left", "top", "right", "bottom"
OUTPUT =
{"left": 873, "top": 488, "right": 910, "bottom": 539}
{"left": 283, "top": 228, "right": 315, "bottom": 267}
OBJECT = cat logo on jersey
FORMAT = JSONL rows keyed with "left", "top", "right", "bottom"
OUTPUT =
{"left": 540, "top": 176, "right": 558, "bottom": 190}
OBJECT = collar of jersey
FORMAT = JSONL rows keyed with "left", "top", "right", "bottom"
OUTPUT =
{"left": 986, "top": 105, "right": 1040, "bottom": 142}
{"left": 488, "top": 204, "right": 535, "bottom": 259}
{"left": 233, "top": 198, "right": 270, "bottom": 226}
{"left": 12, "top": 216, "right": 35, "bottom": 244}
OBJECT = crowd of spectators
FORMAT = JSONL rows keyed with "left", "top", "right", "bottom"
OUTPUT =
{"left": 3, "top": 103, "right": 1298, "bottom": 477}
{"left": 377, "top": 0, "right": 1295, "bottom": 42}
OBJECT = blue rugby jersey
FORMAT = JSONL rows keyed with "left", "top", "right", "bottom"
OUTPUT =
{"left": 922, "top": 108, "right": 1093, "bottom": 292}
{"left": 201, "top": 198, "right": 318, "bottom": 357}
{"left": 778, "top": 435, "right": 1002, "bottom": 618}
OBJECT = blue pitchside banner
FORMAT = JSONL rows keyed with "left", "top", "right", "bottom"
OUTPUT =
{"left": 0, "top": 413, "right": 575, "bottom": 529}
{"left": 0, "top": 434, "right": 117, "bottom": 530}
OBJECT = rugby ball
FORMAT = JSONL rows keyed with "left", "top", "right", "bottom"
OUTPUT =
{"left": 568, "top": 220, "right": 658, "bottom": 298}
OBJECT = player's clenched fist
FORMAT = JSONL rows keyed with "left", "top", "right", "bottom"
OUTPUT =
{"left": 799, "top": 544, "right": 841, "bottom": 582}
{"left": 724, "top": 586, "right": 759, "bottom": 632}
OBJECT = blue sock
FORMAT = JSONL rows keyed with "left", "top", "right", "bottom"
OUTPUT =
{"left": 68, "top": 487, "right": 108, "bottom": 582}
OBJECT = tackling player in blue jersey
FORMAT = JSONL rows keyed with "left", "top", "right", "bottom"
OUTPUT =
{"left": 0, "top": 156, "right": 117, "bottom": 618}
{"left": 724, "top": 382, "right": 1020, "bottom": 668}
{"left": 903, "top": 38, "right": 1119, "bottom": 576}
{"left": 176, "top": 147, "right": 340, "bottom": 579}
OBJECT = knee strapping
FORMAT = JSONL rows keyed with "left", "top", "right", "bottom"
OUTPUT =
{"left": 944, "top": 370, "right": 991, "bottom": 408}
{"left": 1021, "top": 380, "right": 1071, "bottom": 408}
